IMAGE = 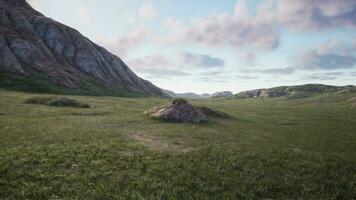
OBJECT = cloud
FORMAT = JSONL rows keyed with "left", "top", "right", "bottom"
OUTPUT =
{"left": 276, "top": 0, "right": 356, "bottom": 30}
{"left": 294, "top": 40, "right": 356, "bottom": 70}
{"left": 96, "top": 27, "right": 150, "bottom": 57}
{"left": 127, "top": 55, "right": 189, "bottom": 79}
{"left": 235, "top": 75, "right": 258, "bottom": 80}
{"left": 138, "top": 2, "right": 157, "bottom": 21}
{"left": 258, "top": 67, "right": 295, "bottom": 74}
{"left": 140, "top": 68, "right": 189, "bottom": 79}
{"left": 180, "top": 52, "right": 225, "bottom": 68}
{"left": 306, "top": 72, "right": 344, "bottom": 80}
{"left": 168, "top": 0, "right": 279, "bottom": 52}
{"left": 164, "top": 17, "right": 184, "bottom": 30}
{"left": 78, "top": 6, "right": 91, "bottom": 22}
{"left": 196, "top": 74, "right": 258, "bottom": 83}
{"left": 128, "top": 55, "right": 171, "bottom": 69}
{"left": 241, "top": 67, "right": 295, "bottom": 75}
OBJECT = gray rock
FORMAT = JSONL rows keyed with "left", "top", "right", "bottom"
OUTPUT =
{"left": 0, "top": 0, "right": 163, "bottom": 96}
{"left": 146, "top": 99, "right": 229, "bottom": 123}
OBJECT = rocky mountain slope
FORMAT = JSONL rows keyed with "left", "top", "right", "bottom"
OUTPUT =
{"left": 0, "top": 0, "right": 163, "bottom": 96}
{"left": 236, "top": 84, "right": 356, "bottom": 99}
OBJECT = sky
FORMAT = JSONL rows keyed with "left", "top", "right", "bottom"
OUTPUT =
{"left": 27, "top": 0, "right": 356, "bottom": 94}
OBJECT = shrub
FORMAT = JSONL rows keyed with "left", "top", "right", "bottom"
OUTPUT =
{"left": 25, "top": 97, "right": 55, "bottom": 105}
{"left": 25, "top": 96, "right": 91, "bottom": 108}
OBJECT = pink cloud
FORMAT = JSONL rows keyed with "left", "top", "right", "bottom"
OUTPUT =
{"left": 276, "top": 0, "right": 356, "bottom": 30}
{"left": 167, "top": 0, "right": 279, "bottom": 52}
{"left": 96, "top": 27, "right": 150, "bottom": 58}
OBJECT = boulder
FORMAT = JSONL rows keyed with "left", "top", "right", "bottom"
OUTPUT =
{"left": 146, "top": 99, "right": 228, "bottom": 123}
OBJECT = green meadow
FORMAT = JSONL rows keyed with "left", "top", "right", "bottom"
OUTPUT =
{"left": 1, "top": 89, "right": 356, "bottom": 199}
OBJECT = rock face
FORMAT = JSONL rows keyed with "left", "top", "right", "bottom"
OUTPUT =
{"left": 0, "top": 0, "right": 163, "bottom": 96}
{"left": 146, "top": 99, "right": 228, "bottom": 123}
{"left": 211, "top": 91, "right": 234, "bottom": 98}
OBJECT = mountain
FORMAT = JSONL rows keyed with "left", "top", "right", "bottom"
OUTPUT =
{"left": 162, "top": 89, "right": 203, "bottom": 99}
{"left": 211, "top": 91, "right": 234, "bottom": 98}
{"left": 0, "top": 0, "right": 163, "bottom": 96}
{"left": 236, "top": 84, "right": 356, "bottom": 99}
{"left": 163, "top": 90, "right": 235, "bottom": 99}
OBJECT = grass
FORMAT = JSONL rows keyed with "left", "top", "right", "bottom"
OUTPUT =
{"left": 0, "top": 70, "right": 146, "bottom": 98}
{"left": 0, "top": 89, "right": 356, "bottom": 199}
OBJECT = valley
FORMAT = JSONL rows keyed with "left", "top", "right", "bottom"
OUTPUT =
{"left": 1, "top": 89, "right": 356, "bottom": 199}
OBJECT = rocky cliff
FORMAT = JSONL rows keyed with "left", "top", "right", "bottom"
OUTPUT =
{"left": 0, "top": 0, "right": 163, "bottom": 96}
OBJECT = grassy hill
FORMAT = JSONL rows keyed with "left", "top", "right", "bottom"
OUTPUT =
{"left": 236, "top": 84, "right": 356, "bottom": 99}
{"left": 1, "top": 89, "right": 356, "bottom": 199}
{"left": 0, "top": 70, "right": 146, "bottom": 98}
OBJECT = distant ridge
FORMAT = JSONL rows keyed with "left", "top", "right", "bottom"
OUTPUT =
{"left": 0, "top": 0, "right": 164, "bottom": 96}
{"left": 235, "top": 84, "right": 356, "bottom": 99}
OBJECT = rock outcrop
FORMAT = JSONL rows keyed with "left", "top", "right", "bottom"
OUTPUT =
{"left": 146, "top": 99, "right": 229, "bottom": 123}
{"left": 0, "top": 0, "right": 163, "bottom": 96}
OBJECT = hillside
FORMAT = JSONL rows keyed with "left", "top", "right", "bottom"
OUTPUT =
{"left": 0, "top": 0, "right": 163, "bottom": 96}
{"left": 1, "top": 89, "right": 356, "bottom": 199}
{"left": 162, "top": 89, "right": 203, "bottom": 99}
{"left": 236, "top": 84, "right": 356, "bottom": 99}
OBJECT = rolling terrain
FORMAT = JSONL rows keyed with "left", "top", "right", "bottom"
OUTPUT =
{"left": 1, "top": 89, "right": 356, "bottom": 199}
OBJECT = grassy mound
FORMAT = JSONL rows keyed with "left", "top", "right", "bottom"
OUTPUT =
{"left": 198, "top": 106, "right": 230, "bottom": 119}
{"left": 0, "top": 70, "right": 146, "bottom": 98}
{"left": 25, "top": 97, "right": 91, "bottom": 108}
{"left": 172, "top": 98, "right": 188, "bottom": 104}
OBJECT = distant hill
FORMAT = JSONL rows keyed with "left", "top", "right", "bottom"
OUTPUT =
{"left": 162, "top": 90, "right": 204, "bottom": 99}
{"left": 211, "top": 91, "right": 234, "bottom": 98}
{"left": 0, "top": 0, "right": 163, "bottom": 97}
{"left": 236, "top": 84, "right": 356, "bottom": 99}
{"left": 163, "top": 90, "right": 235, "bottom": 99}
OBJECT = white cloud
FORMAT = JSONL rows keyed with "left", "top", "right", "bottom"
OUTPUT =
{"left": 276, "top": 0, "right": 356, "bottom": 30}
{"left": 164, "top": 17, "right": 184, "bottom": 30}
{"left": 138, "top": 2, "right": 157, "bottom": 21}
{"left": 180, "top": 52, "right": 225, "bottom": 68}
{"left": 96, "top": 27, "right": 150, "bottom": 58}
{"left": 167, "top": 0, "right": 279, "bottom": 52}
{"left": 78, "top": 6, "right": 91, "bottom": 22}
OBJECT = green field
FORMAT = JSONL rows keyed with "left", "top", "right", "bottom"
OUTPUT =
{"left": 1, "top": 89, "right": 356, "bottom": 199}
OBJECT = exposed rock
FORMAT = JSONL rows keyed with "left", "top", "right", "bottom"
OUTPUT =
{"left": 0, "top": 0, "right": 163, "bottom": 96}
{"left": 211, "top": 91, "right": 234, "bottom": 98}
{"left": 146, "top": 99, "right": 228, "bottom": 123}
